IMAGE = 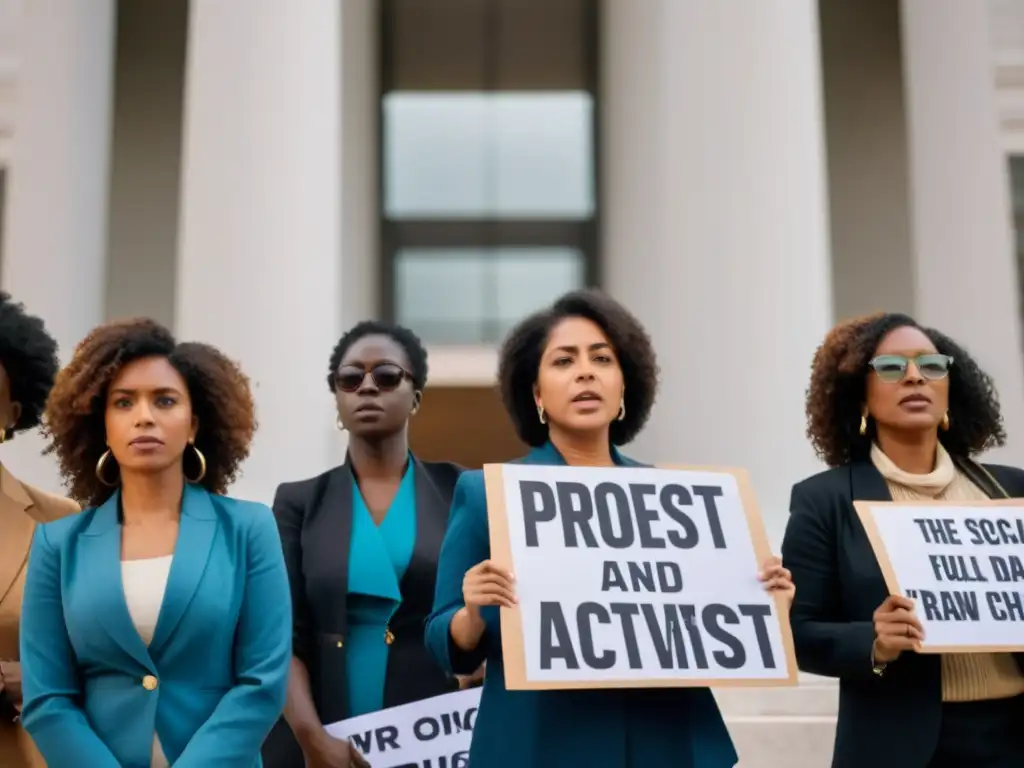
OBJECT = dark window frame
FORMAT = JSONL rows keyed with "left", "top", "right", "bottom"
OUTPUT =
{"left": 1009, "top": 156, "right": 1024, "bottom": 365}
{"left": 377, "top": 0, "right": 601, "bottom": 333}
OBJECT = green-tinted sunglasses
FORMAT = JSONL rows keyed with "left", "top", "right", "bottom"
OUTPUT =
{"left": 868, "top": 353, "right": 954, "bottom": 383}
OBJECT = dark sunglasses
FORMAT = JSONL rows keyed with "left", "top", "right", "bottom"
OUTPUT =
{"left": 332, "top": 363, "right": 412, "bottom": 393}
{"left": 868, "top": 353, "right": 954, "bottom": 384}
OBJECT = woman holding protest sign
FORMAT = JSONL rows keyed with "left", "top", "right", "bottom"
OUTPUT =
{"left": 782, "top": 312, "right": 1024, "bottom": 768}
{"left": 426, "top": 289, "right": 794, "bottom": 768}
{"left": 264, "top": 321, "right": 471, "bottom": 768}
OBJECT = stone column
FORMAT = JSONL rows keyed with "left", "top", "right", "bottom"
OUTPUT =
{"left": 901, "top": 0, "right": 1024, "bottom": 467}
{"left": 603, "top": 6, "right": 838, "bottom": 757}
{"left": 602, "top": 0, "right": 834, "bottom": 548}
{"left": 1, "top": 0, "right": 116, "bottom": 492}
{"left": 175, "top": 0, "right": 343, "bottom": 503}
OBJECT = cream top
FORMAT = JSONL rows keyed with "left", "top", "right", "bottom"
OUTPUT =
{"left": 122, "top": 555, "right": 173, "bottom": 768}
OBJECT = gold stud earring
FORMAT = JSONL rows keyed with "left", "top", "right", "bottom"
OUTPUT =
{"left": 859, "top": 414, "right": 868, "bottom": 436}
{"left": 537, "top": 404, "right": 547, "bottom": 425}
{"left": 941, "top": 411, "right": 950, "bottom": 431}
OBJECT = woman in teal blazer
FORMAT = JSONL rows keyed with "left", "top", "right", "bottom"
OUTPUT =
{"left": 425, "top": 290, "right": 795, "bottom": 767}
{"left": 19, "top": 319, "right": 291, "bottom": 768}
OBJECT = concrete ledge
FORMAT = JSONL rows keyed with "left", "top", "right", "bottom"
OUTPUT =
{"left": 712, "top": 676, "right": 838, "bottom": 767}
{"left": 727, "top": 716, "right": 836, "bottom": 768}
{"left": 712, "top": 677, "right": 838, "bottom": 718}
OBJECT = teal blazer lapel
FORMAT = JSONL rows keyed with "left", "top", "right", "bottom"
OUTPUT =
{"left": 79, "top": 492, "right": 153, "bottom": 670}
{"left": 524, "top": 441, "right": 643, "bottom": 467}
{"left": 149, "top": 484, "right": 217, "bottom": 653}
{"left": 523, "top": 442, "right": 567, "bottom": 466}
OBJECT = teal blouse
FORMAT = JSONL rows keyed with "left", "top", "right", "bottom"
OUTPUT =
{"left": 344, "top": 462, "right": 417, "bottom": 717}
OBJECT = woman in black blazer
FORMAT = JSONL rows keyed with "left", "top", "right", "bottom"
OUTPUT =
{"left": 782, "top": 312, "right": 1024, "bottom": 768}
{"left": 262, "top": 321, "right": 466, "bottom": 768}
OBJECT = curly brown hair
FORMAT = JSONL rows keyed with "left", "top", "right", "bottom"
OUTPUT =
{"left": 498, "top": 289, "right": 659, "bottom": 447}
{"left": 43, "top": 318, "right": 257, "bottom": 507}
{"left": 806, "top": 312, "right": 1005, "bottom": 467}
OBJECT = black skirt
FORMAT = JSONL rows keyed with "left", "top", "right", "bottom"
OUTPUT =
{"left": 927, "top": 694, "right": 1024, "bottom": 768}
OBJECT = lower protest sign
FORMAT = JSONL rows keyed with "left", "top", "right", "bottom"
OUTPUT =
{"left": 484, "top": 463, "right": 797, "bottom": 689}
{"left": 324, "top": 688, "right": 481, "bottom": 767}
{"left": 855, "top": 500, "right": 1024, "bottom": 651}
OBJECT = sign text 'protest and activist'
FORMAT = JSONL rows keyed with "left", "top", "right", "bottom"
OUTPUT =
{"left": 325, "top": 687, "right": 481, "bottom": 768}
{"left": 855, "top": 500, "right": 1024, "bottom": 652}
{"left": 485, "top": 463, "right": 797, "bottom": 689}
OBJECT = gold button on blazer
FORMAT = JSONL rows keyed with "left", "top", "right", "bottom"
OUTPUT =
{"left": 0, "top": 466, "right": 78, "bottom": 768}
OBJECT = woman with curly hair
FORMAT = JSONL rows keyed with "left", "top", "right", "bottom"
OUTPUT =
{"left": 782, "top": 312, "right": 1024, "bottom": 768}
{"left": 18, "top": 318, "right": 292, "bottom": 768}
{"left": 0, "top": 293, "right": 78, "bottom": 768}
{"left": 263, "top": 321, "right": 466, "bottom": 768}
{"left": 425, "top": 289, "right": 794, "bottom": 768}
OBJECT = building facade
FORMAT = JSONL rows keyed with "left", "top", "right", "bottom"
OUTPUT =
{"left": 1, "top": 2, "right": 1023, "bottom": 763}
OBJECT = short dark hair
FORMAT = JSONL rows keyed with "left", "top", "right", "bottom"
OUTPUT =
{"left": 43, "top": 318, "right": 257, "bottom": 507}
{"left": 806, "top": 312, "right": 1004, "bottom": 467}
{"left": 327, "top": 320, "right": 429, "bottom": 392}
{"left": 0, "top": 292, "right": 60, "bottom": 438}
{"left": 498, "top": 289, "right": 659, "bottom": 447}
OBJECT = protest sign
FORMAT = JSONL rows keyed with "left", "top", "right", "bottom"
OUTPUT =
{"left": 324, "top": 687, "right": 481, "bottom": 768}
{"left": 855, "top": 499, "right": 1024, "bottom": 652}
{"left": 484, "top": 463, "right": 797, "bottom": 690}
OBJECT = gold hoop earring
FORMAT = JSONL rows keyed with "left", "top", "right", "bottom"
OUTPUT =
{"left": 96, "top": 449, "right": 119, "bottom": 487}
{"left": 617, "top": 400, "right": 626, "bottom": 422}
{"left": 859, "top": 414, "right": 868, "bottom": 436}
{"left": 0, "top": 428, "right": 7, "bottom": 444}
{"left": 537, "top": 404, "right": 547, "bottom": 425}
{"left": 941, "top": 411, "right": 950, "bottom": 431}
{"left": 186, "top": 441, "right": 207, "bottom": 484}
{"left": 336, "top": 416, "right": 346, "bottom": 432}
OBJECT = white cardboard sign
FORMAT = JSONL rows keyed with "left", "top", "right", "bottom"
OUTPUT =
{"left": 856, "top": 500, "right": 1024, "bottom": 652}
{"left": 324, "top": 688, "right": 481, "bottom": 768}
{"left": 485, "top": 463, "right": 797, "bottom": 689}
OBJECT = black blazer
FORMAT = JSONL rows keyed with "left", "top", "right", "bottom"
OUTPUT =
{"left": 781, "top": 455, "right": 1024, "bottom": 768}
{"left": 261, "top": 455, "right": 464, "bottom": 768}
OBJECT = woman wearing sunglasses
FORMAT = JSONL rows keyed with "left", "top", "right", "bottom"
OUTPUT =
{"left": 262, "top": 321, "right": 466, "bottom": 768}
{"left": 782, "top": 312, "right": 1024, "bottom": 768}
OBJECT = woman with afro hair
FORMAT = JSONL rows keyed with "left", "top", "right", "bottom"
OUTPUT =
{"left": 0, "top": 292, "right": 78, "bottom": 768}
{"left": 18, "top": 318, "right": 292, "bottom": 768}
{"left": 425, "top": 289, "right": 794, "bottom": 768}
{"left": 782, "top": 312, "right": 1024, "bottom": 768}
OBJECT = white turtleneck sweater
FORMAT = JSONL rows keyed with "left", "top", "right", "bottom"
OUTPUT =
{"left": 871, "top": 443, "right": 1024, "bottom": 703}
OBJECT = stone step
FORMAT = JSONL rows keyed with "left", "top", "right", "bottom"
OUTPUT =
{"left": 726, "top": 715, "right": 837, "bottom": 768}
{"left": 712, "top": 680, "right": 838, "bottom": 717}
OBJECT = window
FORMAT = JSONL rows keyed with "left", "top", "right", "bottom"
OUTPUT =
{"left": 384, "top": 92, "right": 594, "bottom": 219}
{"left": 1012, "top": 157, "right": 1024, "bottom": 348}
{"left": 395, "top": 246, "right": 585, "bottom": 343}
{"left": 380, "top": 0, "right": 599, "bottom": 345}
{"left": 0, "top": 168, "right": 6, "bottom": 283}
